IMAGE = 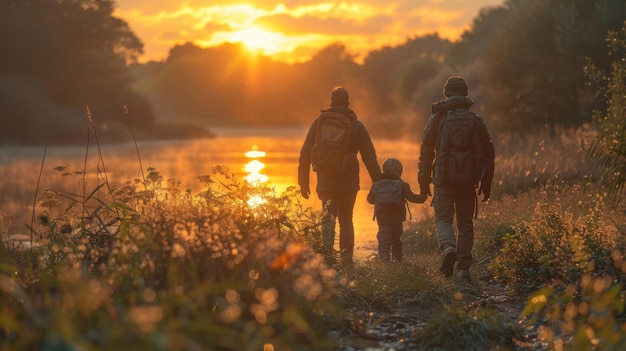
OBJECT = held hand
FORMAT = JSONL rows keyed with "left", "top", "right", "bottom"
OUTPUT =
{"left": 478, "top": 181, "right": 491, "bottom": 202}
{"left": 420, "top": 183, "right": 432, "bottom": 197}
{"left": 300, "top": 185, "right": 310, "bottom": 199}
{"left": 418, "top": 173, "right": 432, "bottom": 197}
{"left": 417, "top": 193, "right": 429, "bottom": 203}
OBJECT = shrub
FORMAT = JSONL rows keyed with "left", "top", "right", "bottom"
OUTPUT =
{"left": 490, "top": 186, "right": 625, "bottom": 294}
{"left": 521, "top": 273, "right": 626, "bottom": 350}
{"left": 585, "top": 20, "right": 626, "bottom": 201}
{"left": 0, "top": 166, "right": 343, "bottom": 350}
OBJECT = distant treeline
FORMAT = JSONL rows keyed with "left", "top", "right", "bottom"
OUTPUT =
{"left": 1, "top": 0, "right": 625, "bottom": 145}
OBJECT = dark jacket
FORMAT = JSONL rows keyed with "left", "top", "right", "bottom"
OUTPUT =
{"left": 418, "top": 96, "right": 495, "bottom": 189}
{"left": 298, "top": 106, "right": 381, "bottom": 193}
{"left": 367, "top": 172, "right": 426, "bottom": 225}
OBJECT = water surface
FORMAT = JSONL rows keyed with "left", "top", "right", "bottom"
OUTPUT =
{"left": 0, "top": 128, "right": 432, "bottom": 258}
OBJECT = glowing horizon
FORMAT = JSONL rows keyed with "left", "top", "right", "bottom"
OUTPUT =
{"left": 114, "top": 0, "right": 504, "bottom": 64}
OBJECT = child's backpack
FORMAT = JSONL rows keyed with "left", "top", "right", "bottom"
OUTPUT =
{"left": 310, "top": 111, "right": 353, "bottom": 174}
{"left": 432, "top": 109, "right": 482, "bottom": 187}
{"left": 371, "top": 178, "right": 408, "bottom": 220}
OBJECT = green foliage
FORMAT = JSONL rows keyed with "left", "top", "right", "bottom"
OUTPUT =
{"left": 521, "top": 274, "right": 626, "bottom": 350}
{"left": 490, "top": 187, "right": 626, "bottom": 294}
{"left": 585, "top": 20, "right": 626, "bottom": 202}
{"left": 480, "top": 0, "right": 626, "bottom": 133}
{"left": 412, "top": 306, "right": 526, "bottom": 351}
{"left": 0, "top": 166, "right": 342, "bottom": 350}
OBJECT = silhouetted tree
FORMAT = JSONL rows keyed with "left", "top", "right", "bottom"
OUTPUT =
{"left": 448, "top": 6, "right": 508, "bottom": 67}
{"left": 0, "top": 0, "right": 153, "bottom": 144}
{"left": 360, "top": 34, "right": 451, "bottom": 115}
{"left": 127, "top": 1, "right": 626, "bottom": 139}
{"left": 480, "top": 0, "right": 626, "bottom": 133}
{"left": 131, "top": 43, "right": 363, "bottom": 128}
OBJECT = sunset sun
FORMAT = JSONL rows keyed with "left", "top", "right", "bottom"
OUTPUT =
{"left": 231, "top": 27, "right": 284, "bottom": 55}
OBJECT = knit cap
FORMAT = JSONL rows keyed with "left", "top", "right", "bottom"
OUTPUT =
{"left": 330, "top": 86, "right": 350, "bottom": 106}
{"left": 382, "top": 158, "right": 403, "bottom": 176}
{"left": 443, "top": 76, "right": 469, "bottom": 98}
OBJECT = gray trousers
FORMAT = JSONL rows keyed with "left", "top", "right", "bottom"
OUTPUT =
{"left": 377, "top": 223, "right": 403, "bottom": 262}
{"left": 318, "top": 191, "right": 358, "bottom": 256}
{"left": 433, "top": 185, "right": 476, "bottom": 270}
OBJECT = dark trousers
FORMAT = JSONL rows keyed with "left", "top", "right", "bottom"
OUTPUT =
{"left": 377, "top": 223, "right": 403, "bottom": 262}
{"left": 318, "top": 191, "right": 358, "bottom": 259}
{"left": 433, "top": 185, "right": 476, "bottom": 270}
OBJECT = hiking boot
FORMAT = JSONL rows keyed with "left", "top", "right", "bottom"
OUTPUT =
{"left": 342, "top": 256, "right": 354, "bottom": 268}
{"left": 341, "top": 250, "right": 354, "bottom": 268}
{"left": 457, "top": 269, "right": 471, "bottom": 282}
{"left": 440, "top": 247, "right": 457, "bottom": 277}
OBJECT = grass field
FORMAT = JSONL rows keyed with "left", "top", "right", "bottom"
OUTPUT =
{"left": 2, "top": 126, "right": 626, "bottom": 350}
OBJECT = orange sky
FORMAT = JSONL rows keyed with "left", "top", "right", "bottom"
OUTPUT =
{"left": 114, "top": 0, "right": 504, "bottom": 63}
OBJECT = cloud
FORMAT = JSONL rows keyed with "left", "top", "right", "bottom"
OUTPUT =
{"left": 114, "top": 0, "right": 504, "bottom": 63}
{"left": 253, "top": 13, "right": 392, "bottom": 35}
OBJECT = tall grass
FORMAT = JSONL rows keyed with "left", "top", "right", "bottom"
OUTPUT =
{"left": 1, "top": 165, "right": 345, "bottom": 350}
{"left": 0, "top": 109, "right": 346, "bottom": 350}
{"left": 3, "top": 122, "right": 626, "bottom": 350}
{"left": 491, "top": 125, "right": 602, "bottom": 198}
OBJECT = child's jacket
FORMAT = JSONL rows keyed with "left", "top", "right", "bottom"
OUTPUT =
{"left": 367, "top": 172, "right": 427, "bottom": 225}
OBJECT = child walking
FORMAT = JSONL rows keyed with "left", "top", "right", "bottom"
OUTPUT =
{"left": 367, "top": 158, "right": 427, "bottom": 262}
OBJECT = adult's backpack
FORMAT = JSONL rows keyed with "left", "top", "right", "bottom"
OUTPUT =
{"left": 371, "top": 178, "right": 407, "bottom": 220}
{"left": 310, "top": 111, "right": 353, "bottom": 174}
{"left": 432, "top": 109, "right": 482, "bottom": 187}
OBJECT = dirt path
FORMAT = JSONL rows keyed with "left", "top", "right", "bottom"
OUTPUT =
{"left": 334, "top": 275, "right": 543, "bottom": 351}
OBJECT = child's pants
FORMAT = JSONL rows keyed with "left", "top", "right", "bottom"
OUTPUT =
{"left": 377, "top": 223, "right": 404, "bottom": 262}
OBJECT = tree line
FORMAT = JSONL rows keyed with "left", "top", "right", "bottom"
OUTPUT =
{"left": 1, "top": 0, "right": 625, "bottom": 145}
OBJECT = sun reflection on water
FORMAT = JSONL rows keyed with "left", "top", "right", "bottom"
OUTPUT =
{"left": 245, "top": 149, "right": 267, "bottom": 159}
{"left": 244, "top": 145, "right": 269, "bottom": 185}
{"left": 245, "top": 145, "right": 269, "bottom": 207}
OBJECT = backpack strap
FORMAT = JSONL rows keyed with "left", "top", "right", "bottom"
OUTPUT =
{"left": 434, "top": 111, "right": 448, "bottom": 152}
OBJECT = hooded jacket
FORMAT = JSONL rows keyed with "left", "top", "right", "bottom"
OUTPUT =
{"left": 298, "top": 106, "right": 381, "bottom": 192}
{"left": 418, "top": 96, "right": 495, "bottom": 189}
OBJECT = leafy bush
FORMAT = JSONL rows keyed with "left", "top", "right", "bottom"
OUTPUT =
{"left": 585, "top": 20, "right": 626, "bottom": 201}
{"left": 490, "top": 186, "right": 625, "bottom": 294}
{"left": 0, "top": 166, "right": 343, "bottom": 350}
{"left": 521, "top": 273, "right": 626, "bottom": 350}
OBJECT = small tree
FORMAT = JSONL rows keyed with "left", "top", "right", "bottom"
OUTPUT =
{"left": 585, "top": 21, "right": 626, "bottom": 202}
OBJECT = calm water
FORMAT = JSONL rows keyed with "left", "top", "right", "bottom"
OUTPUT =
{"left": 0, "top": 128, "right": 432, "bottom": 258}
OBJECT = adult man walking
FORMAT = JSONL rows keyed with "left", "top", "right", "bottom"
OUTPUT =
{"left": 418, "top": 76, "right": 495, "bottom": 280}
{"left": 298, "top": 86, "right": 381, "bottom": 266}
